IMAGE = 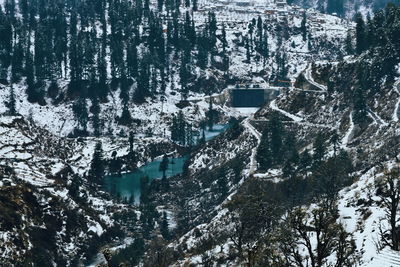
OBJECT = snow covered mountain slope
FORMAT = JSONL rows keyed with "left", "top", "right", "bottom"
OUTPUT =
{"left": 0, "top": 0, "right": 351, "bottom": 140}
{"left": 5, "top": 0, "right": 399, "bottom": 265}
{"left": 148, "top": 50, "right": 400, "bottom": 266}
{"left": 0, "top": 116, "right": 129, "bottom": 265}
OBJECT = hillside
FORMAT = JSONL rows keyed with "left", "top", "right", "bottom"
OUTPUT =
{"left": 2, "top": 0, "right": 400, "bottom": 266}
{"left": 292, "top": 0, "right": 395, "bottom": 18}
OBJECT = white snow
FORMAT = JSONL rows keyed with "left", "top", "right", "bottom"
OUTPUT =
{"left": 392, "top": 78, "right": 400, "bottom": 122}
{"left": 341, "top": 111, "right": 354, "bottom": 148}
{"left": 270, "top": 99, "right": 303, "bottom": 122}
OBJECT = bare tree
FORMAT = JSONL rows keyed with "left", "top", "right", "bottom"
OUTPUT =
{"left": 278, "top": 201, "right": 357, "bottom": 267}
{"left": 376, "top": 168, "right": 400, "bottom": 251}
{"left": 225, "top": 179, "right": 282, "bottom": 266}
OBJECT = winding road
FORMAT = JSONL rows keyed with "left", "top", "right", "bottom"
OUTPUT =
{"left": 392, "top": 79, "right": 400, "bottom": 122}
{"left": 243, "top": 118, "right": 261, "bottom": 175}
{"left": 341, "top": 111, "right": 353, "bottom": 149}
{"left": 304, "top": 63, "right": 328, "bottom": 91}
{"left": 269, "top": 99, "right": 303, "bottom": 122}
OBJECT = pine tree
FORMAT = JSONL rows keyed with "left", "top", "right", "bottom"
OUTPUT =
{"left": 185, "top": 123, "right": 194, "bottom": 148}
{"left": 269, "top": 114, "right": 284, "bottom": 164}
{"left": 109, "top": 151, "right": 122, "bottom": 174}
{"left": 355, "top": 13, "right": 366, "bottom": 55}
{"left": 140, "top": 176, "right": 150, "bottom": 204}
{"left": 207, "top": 98, "right": 214, "bottom": 131}
{"left": 256, "top": 113, "right": 284, "bottom": 170}
{"left": 353, "top": 87, "right": 368, "bottom": 124}
{"left": 217, "top": 167, "right": 229, "bottom": 199}
{"left": 129, "top": 131, "right": 135, "bottom": 153}
{"left": 127, "top": 42, "right": 139, "bottom": 79}
{"left": 157, "top": 0, "right": 164, "bottom": 11}
{"left": 7, "top": 85, "right": 16, "bottom": 115}
{"left": 159, "top": 154, "right": 169, "bottom": 178}
{"left": 89, "top": 141, "right": 105, "bottom": 184}
{"left": 170, "top": 115, "right": 179, "bottom": 142}
{"left": 221, "top": 23, "right": 228, "bottom": 53}
{"left": 90, "top": 97, "right": 101, "bottom": 136}
{"left": 73, "top": 98, "right": 89, "bottom": 132}
{"left": 127, "top": 131, "right": 137, "bottom": 170}
{"left": 134, "top": 59, "right": 150, "bottom": 103}
{"left": 327, "top": 0, "right": 344, "bottom": 16}
{"left": 330, "top": 132, "right": 340, "bottom": 156}
{"left": 160, "top": 211, "right": 170, "bottom": 240}
{"left": 197, "top": 42, "right": 208, "bottom": 69}
{"left": 177, "top": 111, "right": 187, "bottom": 145}
{"left": 0, "top": 6, "right": 12, "bottom": 81}
{"left": 313, "top": 132, "right": 326, "bottom": 169}
{"left": 192, "top": 0, "right": 198, "bottom": 11}
{"left": 245, "top": 37, "right": 251, "bottom": 63}
{"left": 301, "top": 12, "right": 307, "bottom": 42}
{"left": 208, "top": 12, "right": 218, "bottom": 50}
{"left": 345, "top": 32, "right": 354, "bottom": 55}
{"left": 299, "top": 149, "right": 312, "bottom": 175}
{"left": 256, "top": 17, "right": 263, "bottom": 49}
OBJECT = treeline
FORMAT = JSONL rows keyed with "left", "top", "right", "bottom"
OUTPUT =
{"left": 256, "top": 113, "right": 350, "bottom": 178}
{"left": 324, "top": 3, "right": 400, "bottom": 125}
{"left": 354, "top": 3, "right": 400, "bottom": 123}
{"left": 0, "top": 0, "right": 226, "bottom": 106}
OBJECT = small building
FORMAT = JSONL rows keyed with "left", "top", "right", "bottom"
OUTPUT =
{"left": 230, "top": 86, "right": 280, "bottom": 107}
{"left": 231, "top": 89, "right": 266, "bottom": 107}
